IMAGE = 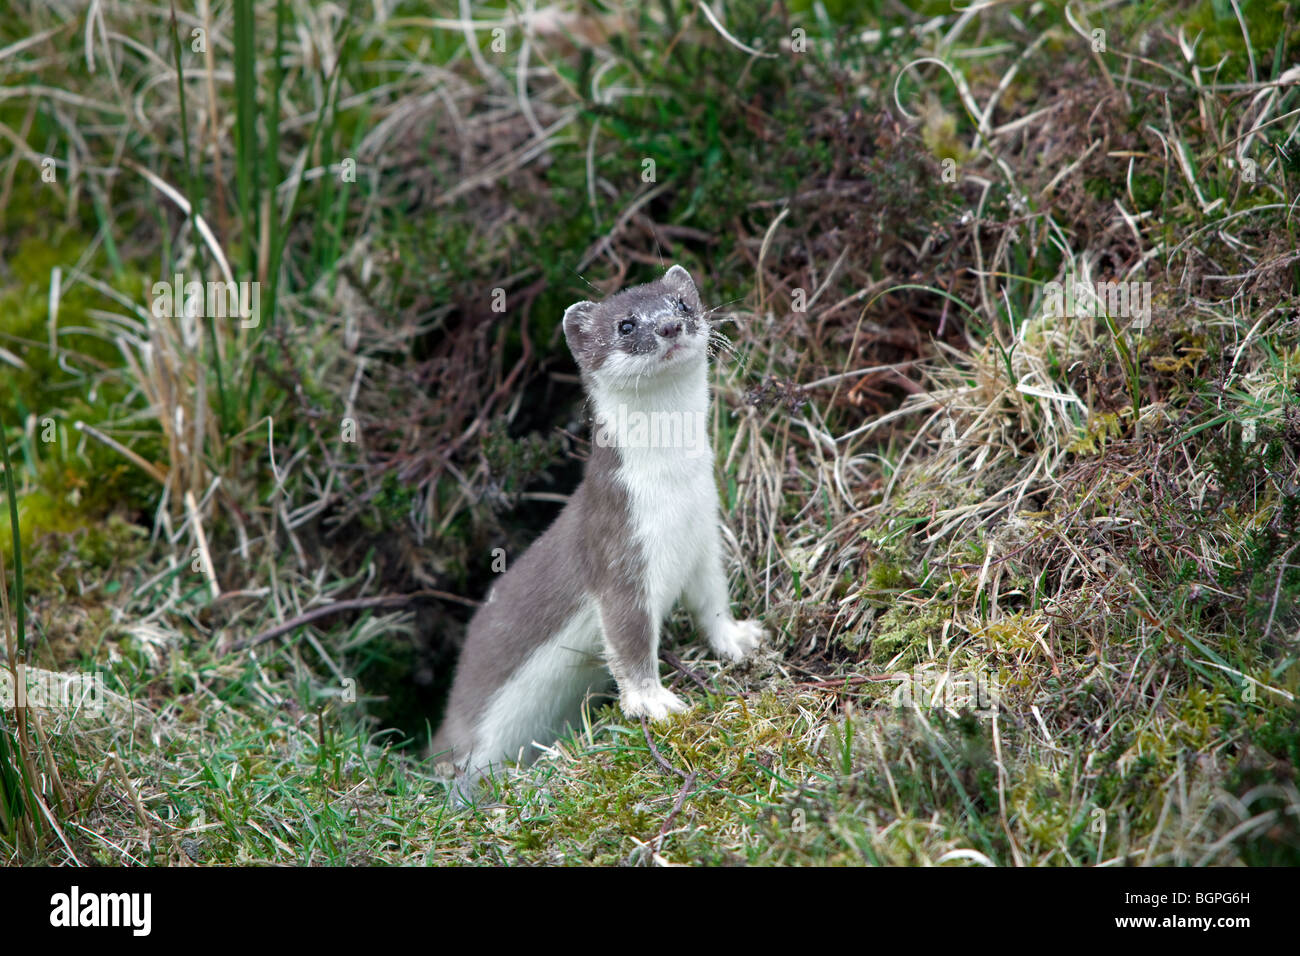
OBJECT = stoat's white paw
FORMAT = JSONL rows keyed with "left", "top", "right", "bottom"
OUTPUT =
{"left": 711, "top": 619, "right": 765, "bottom": 662}
{"left": 621, "top": 683, "right": 688, "bottom": 720}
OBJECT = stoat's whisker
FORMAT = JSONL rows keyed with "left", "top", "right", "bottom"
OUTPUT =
{"left": 706, "top": 334, "right": 741, "bottom": 362}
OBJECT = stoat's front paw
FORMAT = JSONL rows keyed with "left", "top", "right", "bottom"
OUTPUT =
{"left": 711, "top": 619, "right": 765, "bottom": 662}
{"left": 621, "top": 683, "right": 688, "bottom": 720}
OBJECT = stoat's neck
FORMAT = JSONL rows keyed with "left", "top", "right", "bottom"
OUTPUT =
{"left": 586, "top": 359, "right": 713, "bottom": 466}
{"left": 588, "top": 358, "right": 709, "bottom": 420}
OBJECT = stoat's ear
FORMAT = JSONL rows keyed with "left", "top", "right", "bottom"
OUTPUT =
{"left": 562, "top": 300, "right": 596, "bottom": 358}
{"left": 663, "top": 264, "right": 696, "bottom": 296}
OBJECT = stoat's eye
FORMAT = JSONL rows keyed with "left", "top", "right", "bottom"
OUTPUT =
{"left": 617, "top": 317, "right": 636, "bottom": 335}
{"left": 675, "top": 296, "right": 691, "bottom": 314}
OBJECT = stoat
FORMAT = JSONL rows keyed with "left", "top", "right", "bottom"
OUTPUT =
{"left": 432, "top": 264, "right": 764, "bottom": 793}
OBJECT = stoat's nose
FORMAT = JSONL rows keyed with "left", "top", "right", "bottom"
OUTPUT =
{"left": 657, "top": 320, "right": 682, "bottom": 339}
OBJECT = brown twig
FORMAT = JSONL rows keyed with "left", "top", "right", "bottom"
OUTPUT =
{"left": 638, "top": 716, "right": 701, "bottom": 857}
{"left": 230, "top": 589, "right": 477, "bottom": 652}
{"left": 640, "top": 716, "right": 688, "bottom": 778}
{"left": 791, "top": 674, "right": 897, "bottom": 691}
{"left": 661, "top": 651, "right": 713, "bottom": 694}
{"left": 655, "top": 770, "right": 699, "bottom": 848}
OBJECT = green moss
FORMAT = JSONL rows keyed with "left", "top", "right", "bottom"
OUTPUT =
{"left": 865, "top": 560, "right": 904, "bottom": 594}
{"left": 1018, "top": 779, "right": 1073, "bottom": 847}
{"left": 445, "top": 692, "right": 828, "bottom": 865}
{"left": 360, "top": 471, "right": 421, "bottom": 534}
{"left": 1185, "top": 0, "right": 1297, "bottom": 84}
{"left": 865, "top": 605, "right": 946, "bottom": 664}
{"left": 0, "top": 490, "right": 86, "bottom": 559}
{"left": 0, "top": 182, "right": 159, "bottom": 542}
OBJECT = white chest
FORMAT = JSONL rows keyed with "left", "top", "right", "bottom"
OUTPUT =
{"left": 619, "top": 449, "right": 718, "bottom": 615}
{"left": 591, "top": 369, "right": 720, "bottom": 617}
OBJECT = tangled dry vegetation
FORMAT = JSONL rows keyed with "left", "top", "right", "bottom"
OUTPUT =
{"left": 1, "top": 0, "right": 1298, "bottom": 864}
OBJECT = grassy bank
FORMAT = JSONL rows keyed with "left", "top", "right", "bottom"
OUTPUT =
{"left": 1, "top": 0, "right": 1298, "bottom": 864}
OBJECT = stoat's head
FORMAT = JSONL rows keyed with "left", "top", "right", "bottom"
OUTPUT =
{"left": 562, "top": 264, "right": 708, "bottom": 390}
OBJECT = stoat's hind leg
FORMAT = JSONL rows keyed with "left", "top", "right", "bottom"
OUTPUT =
{"left": 449, "top": 603, "right": 609, "bottom": 802}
